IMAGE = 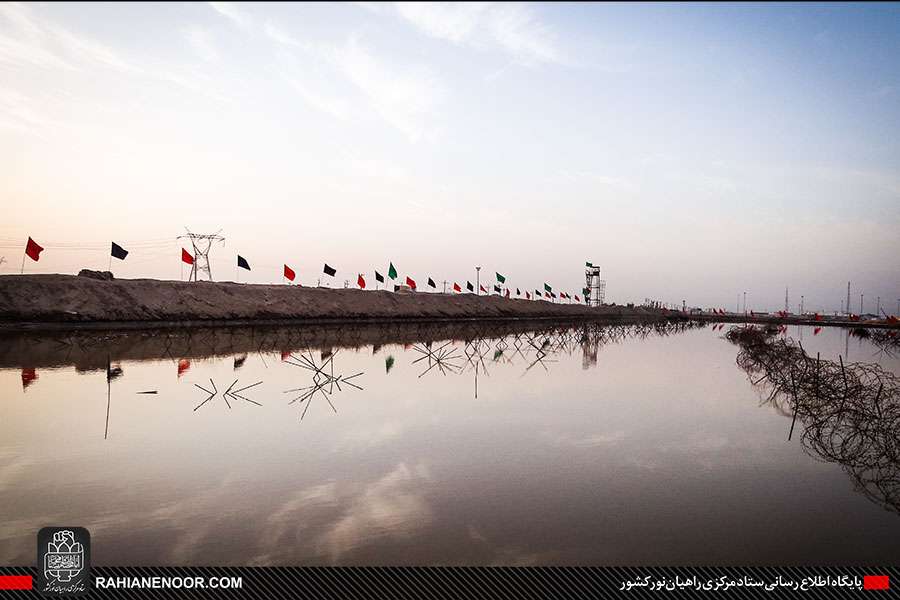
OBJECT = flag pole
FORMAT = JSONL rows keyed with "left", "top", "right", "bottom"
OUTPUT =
{"left": 20, "top": 252, "right": 25, "bottom": 275}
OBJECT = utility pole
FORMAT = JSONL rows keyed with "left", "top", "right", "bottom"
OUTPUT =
{"left": 800, "top": 295, "right": 804, "bottom": 315}
{"left": 785, "top": 287, "right": 789, "bottom": 313}
{"left": 743, "top": 291, "right": 747, "bottom": 314}
{"left": 860, "top": 293, "right": 864, "bottom": 315}
{"left": 442, "top": 280, "right": 448, "bottom": 294}
{"left": 876, "top": 296, "right": 881, "bottom": 316}
{"left": 475, "top": 266, "right": 481, "bottom": 295}
{"left": 846, "top": 281, "right": 851, "bottom": 316}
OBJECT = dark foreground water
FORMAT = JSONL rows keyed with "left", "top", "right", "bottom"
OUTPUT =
{"left": 1, "top": 321, "right": 897, "bottom": 565}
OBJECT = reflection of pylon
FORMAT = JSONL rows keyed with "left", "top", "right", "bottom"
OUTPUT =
{"left": 177, "top": 228, "right": 225, "bottom": 281}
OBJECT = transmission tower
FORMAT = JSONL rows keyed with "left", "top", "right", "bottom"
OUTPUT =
{"left": 177, "top": 228, "right": 225, "bottom": 281}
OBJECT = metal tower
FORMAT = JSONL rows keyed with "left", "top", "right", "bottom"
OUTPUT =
{"left": 177, "top": 228, "right": 225, "bottom": 281}
{"left": 585, "top": 265, "right": 606, "bottom": 307}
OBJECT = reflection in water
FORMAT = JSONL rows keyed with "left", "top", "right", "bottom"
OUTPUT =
{"left": 21, "top": 367, "right": 37, "bottom": 390}
{"left": 193, "top": 379, "right": 263, "bottom": 412}
{"left": 3, "top": 319, "right": 899, "bottom": 565}
{"left": 104, "top": 356, "right": 123, "bottom": 440}
{"left": 728, "top": 325, "right": 900, "bottom": 515}
{"left": 283, "top": 350, "right": 364, "bottom": 421}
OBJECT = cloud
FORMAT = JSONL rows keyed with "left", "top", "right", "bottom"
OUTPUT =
{"left": 208, "top": 2, "right": 251, "bottom": 29}
{"left": 387, "top": 2, "right": 564, "bottom": 66}
{"left": 258, "top": 14, "right": 443, "bottom": 141}
{"left": 263, "top": 21, "right": 303, "bottom": 48}
{"left": 332, "top": 36, "right": 443, "bottom": 142}
{"left": 0, "top": 2, "right": 133, "bottom": 72}
{"left": 281, "top": 73, "right": 350, "bottom": 120}
{"left": 318, "top": 462, "right": 432, "bottom": 562}
{"left": 394, "top": 2, "right": 489, "bottom": 44}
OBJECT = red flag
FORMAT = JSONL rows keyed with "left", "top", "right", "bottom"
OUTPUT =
{"left": 284, "top": 264, "right": 296, "bottom": 281}
{"left": 814, "top": 327, "right": 822, "bottom": 335}
{"left": 177, "top": 359, "right": 190, "bottom": 377}
{"left": 281, "top": 350, "right": 291, "bottom": 361}
{"left": 480, "top": 285, "right": 487, "bottom": 293}
{"left": 21, "top": 367, "right": 37, "bottom": 390}
{"left": 405, "top": 276, "right": 416, "bottom": 290}
{"left": 181, "top": 248, "right": 194, "bottom": 265}
{"left": 505, "top": 288, "right": 510, "bottom": 298}
{"left": 575, "top": 295, "right": 580, "bottom": 302}
{"left": 453, "top": 282, "right": 461, "bottom": 293}
{"left": 545, "top": 291, "right": 551, "bottom": 298}
{"left": 358, "top": 274, "right": 366, "bottom": 289}
{"left": 526, "top": 291, "right": 531, "bottom": 300}
{"left": 24, "top": 237, "right": 43, "bottom": 262}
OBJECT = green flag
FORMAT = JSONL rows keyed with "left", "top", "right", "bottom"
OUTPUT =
{"left": 586, "top": 261, "right": 593, "bottom": 268}
{"left": 496, "top": 272, "right": 506, "bottom": 284}
{"left": 388, "top": 262, "right": 397, "bottom": 279}
{"left": 544, "top": 283, "right": 552, "bottom": 293}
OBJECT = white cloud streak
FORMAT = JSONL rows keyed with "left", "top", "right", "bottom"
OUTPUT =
{"left": 389, "top": 2, "right": 564, "bottom": 66}
{"left": 208, "top": 2, "right": 251, "bottom": 29}
{"left": 0, "top": 2, "right": 133, "bottom": 72}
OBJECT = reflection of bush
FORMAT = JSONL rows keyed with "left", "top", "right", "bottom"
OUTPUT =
{"left": 727, "top": 325, "right": 900, "bottom": 515}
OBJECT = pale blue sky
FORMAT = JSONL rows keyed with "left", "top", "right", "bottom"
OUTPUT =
{"left": 1, "top": 2, "right": 898, "bottom": 313}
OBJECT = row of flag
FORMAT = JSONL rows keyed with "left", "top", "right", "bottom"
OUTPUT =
{"left": 19, "top": 237, "right": 588, "bottom": 302}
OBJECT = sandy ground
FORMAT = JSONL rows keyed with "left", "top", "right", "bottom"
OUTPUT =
{"left": 0, "top": 274, "right": 664, "bottom": 328}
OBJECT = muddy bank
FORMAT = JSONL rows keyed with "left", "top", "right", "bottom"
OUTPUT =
{"left": 0, "top": 274, "right": 669, "bottom": 330}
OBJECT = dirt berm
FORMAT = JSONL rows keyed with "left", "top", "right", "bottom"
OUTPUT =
{"left": 0, "top": 274, "right": 669, "bottom": 329}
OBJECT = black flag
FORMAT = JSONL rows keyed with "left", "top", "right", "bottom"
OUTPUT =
{"left": 237, "top": 255, "right": 250, "bottom": 270}
{"left": 516, "top": 288, "right": 520, "bottom": 296}
{"left": 466, "top": 281, "right": 474, "bottom": 292}
{"left": 110, "top": 242, "right": 128, "bottom": 260}
{"left": 493, "top": 285, "right": 500, "bottom": 293}
{"left": 375, "top": 271, "right": 385, "bottom": 283}
{"left": 427, "top": 277, "right": 436, "bottom": 288}
{"left": 323, "top": 264, "right": 336, "bottom": 277}
{"left": 393, "top": 284, "right": 400, "bottom": 292}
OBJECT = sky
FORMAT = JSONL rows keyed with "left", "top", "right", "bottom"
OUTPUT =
{"left": 1, "top": 2, "right": 898, "bottom": 313}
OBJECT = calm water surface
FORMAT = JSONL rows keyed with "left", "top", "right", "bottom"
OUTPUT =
{"left": 1, "top": 321, "right": 898, "bottom": 565}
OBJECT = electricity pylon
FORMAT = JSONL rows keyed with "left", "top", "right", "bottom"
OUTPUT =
{"left": 177, "top": 228, "right": 225, "bottom": 281}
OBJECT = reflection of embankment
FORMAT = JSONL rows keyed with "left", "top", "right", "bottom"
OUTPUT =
{"left": 851, "top": 327, "right": 900, "bottom": 357}
{"left": 727, "top": 326, "right": 900, "bottom": 515}
{"left": 0, "top": 318, "right": 693, "bottom": 371}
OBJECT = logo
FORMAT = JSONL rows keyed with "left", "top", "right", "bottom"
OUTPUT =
{"left": 37, "top": 527, "right": 90, "bottom": 597}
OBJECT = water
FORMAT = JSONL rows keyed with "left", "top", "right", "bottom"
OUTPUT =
{"left": 1, "top": 321, "right": 898, "bottom": 566}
